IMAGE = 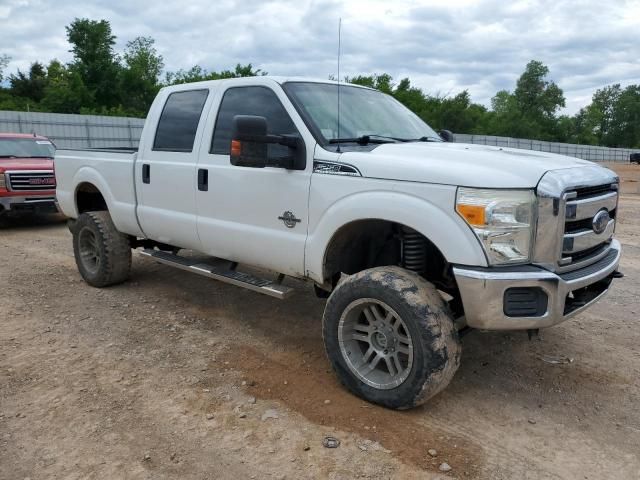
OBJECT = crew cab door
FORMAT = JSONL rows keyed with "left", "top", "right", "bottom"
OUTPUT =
{"left": 135, "top": 88, "right": 210, "bottom": 250}
{"left": 196, "top": 82, "right": 314, "bottom": 277}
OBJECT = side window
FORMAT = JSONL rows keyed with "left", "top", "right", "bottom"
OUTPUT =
{"left": 211, "top": 86, "right": 298, "bottom": 159}
{"left": 153, "top": 89, "right": 209, "bottom": 152}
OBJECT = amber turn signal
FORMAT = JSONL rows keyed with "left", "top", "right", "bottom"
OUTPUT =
{"left": 456, "top": 204, "right": 486, "bottom": 227}
{"left": 230, "top": 140, "right": 242, "bottom": 156}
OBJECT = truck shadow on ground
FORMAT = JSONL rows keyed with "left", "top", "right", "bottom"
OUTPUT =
{"left": 0, "top": 213, "right": 66, "bottom": 231}
{"left": 126, "top": 257, "right": 631, "bottom": 475}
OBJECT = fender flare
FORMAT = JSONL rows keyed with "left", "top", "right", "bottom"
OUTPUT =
{"left": 71, "top": 167, "right": 144, "bottom": 237}
{"left": 305, "top": 190, "right": 487, "bottom": 284}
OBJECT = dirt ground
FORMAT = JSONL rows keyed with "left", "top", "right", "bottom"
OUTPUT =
{"left": 1, "top": 163, "right": 639, "bottom": 480}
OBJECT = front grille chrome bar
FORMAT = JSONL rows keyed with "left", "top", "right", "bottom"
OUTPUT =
{"left": 6, "top": 170, "right": 56, "bottom": 191}
{"left": 563, "top": 219, "right": 615, "bottom": 254}
{"left": 565, "top": 191, "right": 617, "bottom": 220}
{"left": 534, "top": 166, "right": 619, "bottom": 273}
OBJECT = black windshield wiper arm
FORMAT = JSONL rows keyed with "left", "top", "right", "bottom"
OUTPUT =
{"left": 401, "top": 136, "right": 442, "bottom": 142}
{"left": 329, "top": 135, "right": 443, "bottom": 145}
{"left": 329, "top": 134, "right": 402, "bottom": 146}
{"left": 329, "top": 135, "right": 398, "bottom": 145}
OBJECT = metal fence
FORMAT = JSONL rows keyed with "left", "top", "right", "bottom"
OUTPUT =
{"left": 1, "top": 110, "right": 638, "bottom": 162}
{"left": 0, "top": 110, "right": 145, "bottom": 149}
{"left": 453, "top": 134, "right": 639, "bottom": 163}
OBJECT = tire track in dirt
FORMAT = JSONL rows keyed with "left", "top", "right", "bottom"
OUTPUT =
{"left": 227, "top": 343, "right": 484, "bottom": 477}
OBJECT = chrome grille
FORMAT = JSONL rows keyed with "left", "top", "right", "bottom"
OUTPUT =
{"left": 534, "top": 166, "right": 620, "bottom": 273}
{"left": 7, "top": 171, "right": 56, "bottom": 191}
{"left": 561, "top": 184, "right": 617, "bottom": 266}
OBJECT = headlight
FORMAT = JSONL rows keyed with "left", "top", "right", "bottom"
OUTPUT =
{"left": 456, "top": 187, "right": 535, "bottom": 265}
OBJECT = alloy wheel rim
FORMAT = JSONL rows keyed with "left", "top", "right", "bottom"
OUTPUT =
{"left": 78, "top": 227, "right": 100, "bottom": 274}
{"left": 338, "top": 298, "right": 414, "bottom": 390}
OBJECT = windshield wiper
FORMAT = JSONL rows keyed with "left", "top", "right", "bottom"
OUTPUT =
{"left": 329, "top": 134, "right": 402, "bottom": 145}
{"left": 329, "top": 135, "right": 443, "bottom": 145}
{"left": 400, "top": 136, "right": 442, "bottom": 142}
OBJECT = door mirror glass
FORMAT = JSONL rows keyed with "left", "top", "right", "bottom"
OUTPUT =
{"left": 230, "top": 114, "right": 306, "bottom": 170}
{"left": 439, "top": 129, "right": 454, "bottom": 142}
{"left": 230, "top": 115, "right": 269, "bottom": 168}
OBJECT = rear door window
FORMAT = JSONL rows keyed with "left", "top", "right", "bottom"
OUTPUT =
{"left": 153, "top": 89, "right": 209, "bottom": 152}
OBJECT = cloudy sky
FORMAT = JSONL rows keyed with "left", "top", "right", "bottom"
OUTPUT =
{"left": 1, "top": 0, "right": 639, "bottom": 113}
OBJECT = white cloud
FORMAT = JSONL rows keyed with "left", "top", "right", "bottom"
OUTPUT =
{"left": 1, "top": 0, "right": 639, "bottom": 113}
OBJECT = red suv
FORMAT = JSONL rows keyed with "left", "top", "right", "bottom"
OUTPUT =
{"left": 0, "top": 133, "right": 58, "bottom": 217}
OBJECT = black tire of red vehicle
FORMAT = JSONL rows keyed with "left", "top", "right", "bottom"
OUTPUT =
{"left": 72, "top": 211, "right": 131, "bottom": 287}
{"left": 322, "top": 266, "right": 461, "bottom": 410}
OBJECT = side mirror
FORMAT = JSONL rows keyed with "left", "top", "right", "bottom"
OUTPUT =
{"left": 439, "top": 129, "right": 454, "bottom": 142}
{"left": 230, "top": 115, "right": 269, "bottom": 168}
{"left": 230, "top": 115, "right": 305, "bottom": 170}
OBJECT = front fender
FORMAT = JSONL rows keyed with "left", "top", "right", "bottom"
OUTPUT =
{"left": 305, "top": 185, "right": 487, "bottom": 284}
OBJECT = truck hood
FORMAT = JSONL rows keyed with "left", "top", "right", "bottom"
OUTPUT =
{"left": 338, "top": 142, "right": 598, "bottom": 188}
{"left": 0, "top": 157, "right": 54, "bottom": 172}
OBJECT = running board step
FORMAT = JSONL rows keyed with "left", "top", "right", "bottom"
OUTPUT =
{"left": 139, "top": 249, "right": 294, "bottom": 300}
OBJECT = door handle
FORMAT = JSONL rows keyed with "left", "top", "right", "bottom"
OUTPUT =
{"left": 197, "top": 168, "right": 208, "bottom": 191}
{"left": 142, "top": 164, "right": 150, "bottom": 184}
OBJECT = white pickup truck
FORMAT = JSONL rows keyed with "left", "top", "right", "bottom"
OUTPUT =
{"left": 55, "top": 77, "right": 622, "bottom": 409}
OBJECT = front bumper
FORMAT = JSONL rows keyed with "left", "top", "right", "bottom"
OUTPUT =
{"left": 0, "top": 195, "right": 58, "bottom": 214}
{"left": 453, "top": 239, "right": 622, "bottom": 330}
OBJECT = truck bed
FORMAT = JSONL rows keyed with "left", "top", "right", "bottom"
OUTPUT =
{"left": 55, "top": 148, "right": 143, "bottom": 237}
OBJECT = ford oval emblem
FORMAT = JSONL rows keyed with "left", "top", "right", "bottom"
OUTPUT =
{"left": 592, "top": 210, "right": 610, "bottom": 235}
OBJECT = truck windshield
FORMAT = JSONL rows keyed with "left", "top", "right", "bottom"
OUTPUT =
{"left": 0, "top": 138, "right": 55, "bottom": 159}
{"left": 283, "top": 82, "right": 441, "bottom": 145}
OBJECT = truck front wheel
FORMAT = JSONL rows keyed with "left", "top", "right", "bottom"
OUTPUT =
{"left": 72, "top": 211, "right": 131, "bottom": 287}
{"left": 322, "top": 266, "right": 461, "bottom": 409}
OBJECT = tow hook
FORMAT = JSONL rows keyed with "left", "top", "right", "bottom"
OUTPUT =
{"left": 611, "top": 271, "right": 624, "bottom": 279}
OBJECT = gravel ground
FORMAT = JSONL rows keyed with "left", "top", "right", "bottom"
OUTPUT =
{"left": 1, "top": 164, "right": 638, "bottom": 479}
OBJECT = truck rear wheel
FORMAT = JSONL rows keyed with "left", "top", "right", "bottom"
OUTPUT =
{"left": 72, "top": 211, "right": 131, "bottom": 287}
{"left": 322, "top": 266, "right": 461, "bottom": 409}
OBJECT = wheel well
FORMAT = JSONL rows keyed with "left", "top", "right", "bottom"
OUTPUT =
{"left": 76, "top": 183, "right": 108, "bottom": 213}
{"left": 322, "top": 220, "right": 457, "bottom": 295}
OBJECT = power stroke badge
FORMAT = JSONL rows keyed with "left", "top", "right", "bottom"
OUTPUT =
{"left": 278, "top": 211, "right": 301, "bottom": 228}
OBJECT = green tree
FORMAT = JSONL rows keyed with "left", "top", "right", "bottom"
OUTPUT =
{"left": 514, "top": 60, "right": 565, "bottom": 119}
{"left": 122, "top": 36, "right": 164, "bottom": 115}
{"left": 0, "top": 54, "right": 10, "bottom": 82}
{"left": 164, "top": 63, "right": 265, "bottom": 85}
{"left": 65, "top": 18, "right": 121, "bottom": 108}
{"left": 607, "top": 85, "right": 640, "bottom": 148}
{"left": 40, "top": 59, "right": 91, "bottom": 113}
{"left": 9, "top": 62, "right": 48, "bottom": 102}
{"left": 574, "top": 84, "right": 622, "bottom": 145}
{"left": 487, "top": 61, "right": 565, "bottom": 140}
{"left": 348, "top": 73, "right": 394, "bottom": 94}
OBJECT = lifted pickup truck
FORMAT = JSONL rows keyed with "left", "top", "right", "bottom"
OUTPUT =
{"left": 0, "top": 133, "right": 58, "bottom": 217}
{"left": 55, "top": 77, "right": 622, "bottom": 409}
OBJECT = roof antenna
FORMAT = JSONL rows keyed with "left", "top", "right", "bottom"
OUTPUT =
{"left": 336, "top": 17, "right": 342, "bottom": 153}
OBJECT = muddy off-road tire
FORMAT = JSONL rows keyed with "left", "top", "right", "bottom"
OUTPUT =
{"left": 72, "top": 211, "right": 131, "bottom": 287}
{"left": 323, "top": 266, "right": 461, "bottom": 409}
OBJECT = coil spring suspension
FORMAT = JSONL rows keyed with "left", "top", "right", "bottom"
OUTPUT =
{"left": 401, "top": 226, "right": 427, "bottom": 273}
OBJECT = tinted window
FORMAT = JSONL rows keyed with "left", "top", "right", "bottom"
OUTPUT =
{"left": 153, "top": 89, "right": 209, "bottom": 152}
{"left": 211, "top": 86, "right": 298, "bottom": 158}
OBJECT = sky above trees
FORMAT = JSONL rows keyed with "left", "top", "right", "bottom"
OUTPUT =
{"left": 1, "top": 0, "right": 638, "bottom": 115}
{"left": 1, "top": 15, "right": 639, "bottom": 148}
